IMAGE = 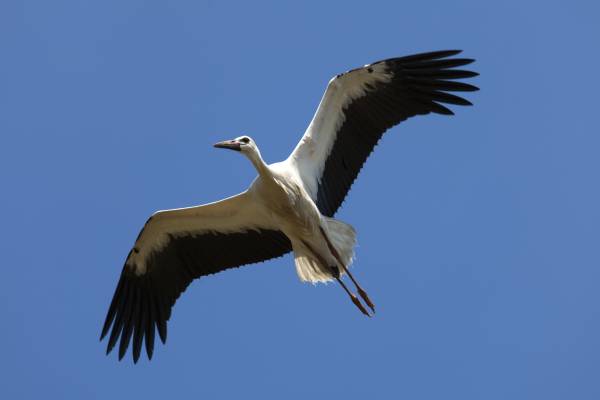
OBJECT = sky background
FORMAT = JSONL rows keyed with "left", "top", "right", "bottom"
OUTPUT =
{"left": 1, "top": 1, "right": 599, "bottom": 399}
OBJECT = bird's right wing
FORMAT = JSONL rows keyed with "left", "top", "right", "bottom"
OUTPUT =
{"left": 287, "top": 50, "right": 478, "bottom": 217}
{"left": 100, "top": 191, "right": 292, "bottom": 363}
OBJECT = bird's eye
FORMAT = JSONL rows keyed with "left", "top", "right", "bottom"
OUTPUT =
{"left": 239, "top": 137, "right": 250, "bottom": 144}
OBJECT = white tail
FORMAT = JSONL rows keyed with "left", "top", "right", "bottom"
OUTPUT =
{"left": 293, "top": 217, "right": 356, "bottom": 283}
{"left": 323, "top": 217, "right": 356, "bottom": 267}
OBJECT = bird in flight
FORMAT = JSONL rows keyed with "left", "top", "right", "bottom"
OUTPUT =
{"left": 100, "top": 50, "right": 478, "bottom": 362}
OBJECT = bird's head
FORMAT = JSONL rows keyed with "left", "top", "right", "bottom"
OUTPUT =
{"left": 214, "top": 136, "right": 256, "bottom": 153}
{"left": 213, "top": 135, "right": 258, "bottom": 155}
{"left": 214, "top": 135, "right": 268, "bottom": 174}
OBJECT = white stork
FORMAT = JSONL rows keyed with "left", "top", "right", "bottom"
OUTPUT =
{"left": 100, "top": 50, "right": 478, "bottom": 362}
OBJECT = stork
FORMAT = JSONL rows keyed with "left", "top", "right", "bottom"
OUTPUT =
{"left": 100, "top": 50, "right": 478, "bottom": 362}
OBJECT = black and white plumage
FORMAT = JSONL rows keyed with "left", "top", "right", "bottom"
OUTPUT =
{"left": 101, "top": 50, "right": 478, "bottom": 362}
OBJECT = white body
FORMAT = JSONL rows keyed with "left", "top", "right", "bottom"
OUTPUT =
{"left": 248, "top": 161, "right": 356, "bottom": 282}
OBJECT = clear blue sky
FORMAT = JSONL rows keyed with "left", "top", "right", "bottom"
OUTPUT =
{"left": 1, "top": 1, "right": 599, "bottom": 399}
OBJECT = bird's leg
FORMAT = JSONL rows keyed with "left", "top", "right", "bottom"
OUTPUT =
{"left": 340, "top": 265, "right": 375, "bottom": 314}
{"left": 319, "top": 227, "right": 375, "bottom": 313}
{"left": 301, "top": 239, "right": 370, "bottom": 317}
{"left": 335, "top": 276, "right": 370, "bottom": 317}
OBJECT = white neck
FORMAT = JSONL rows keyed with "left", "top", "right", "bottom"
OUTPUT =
{"left": 245, "top": 147, "right": 270, "bottom": 177}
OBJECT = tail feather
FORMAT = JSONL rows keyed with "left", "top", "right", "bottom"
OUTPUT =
{"left": 294, "top": 253, "right": 332, "bottom": 283}
{"left": 323, "top": 217, "right": 356, "bottom": 268}
{"left": 293, "top": 217, "right": 357, "bottom": 284}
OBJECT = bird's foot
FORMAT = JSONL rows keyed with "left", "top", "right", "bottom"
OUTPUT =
{"left": 357, "top": 287, "right": 375, "bottom": 314}
{"left": 351, "top": 294, "right": 371, "bottom": 317}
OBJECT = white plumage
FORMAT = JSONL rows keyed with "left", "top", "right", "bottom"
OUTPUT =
{"left": 101, "top": 50, "right": 478, "bottom": 362}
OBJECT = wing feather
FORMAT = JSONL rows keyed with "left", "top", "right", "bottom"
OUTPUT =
{"left": 100, "top": 191, "right": 292, "bottom": 362}
{"left": 288, "top": 50, "right": 479, "bottom": 216}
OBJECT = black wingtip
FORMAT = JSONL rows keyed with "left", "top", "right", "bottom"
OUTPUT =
{"left": 116, "top": 338, "right": 128, "bottom": 360}
{"left": 100, "top": 321, "right": 112, "bottom": 342}
{"left": 145, "top": 296, "right": 156, "bottom": 361}
{"left": 132, "top": 340, "right": 142, "bottom": 364}
{"left": 430, "top": 102, "right": 455, "bottom": 115}
{"left": 157, "top": 320, "right": 167, "bottom": 344}
{"left": 100, "top": 273, "right": 127, "bottom": 341}
{"left": 392, "top": 50, "right": 463, "bottom": 64}
{"left": 106, "top": 337, "right": 118, "bottom": 356}
{"left": 119, "top": 323, "right": 134, "bottom": 361}
{"left": 118, "top": 339, "right": 128, "bottom": 360}
{"left": 424, "top": 49, "right": 463, "bottom": 59}
{"left": 420, "top": 49, "right": 462, "bottom": 60}
{"left": 106, "top": 326, "right": 120, "bottom": 355}
{"left": 100, "top": 321, "right": 109, "bottom": 341}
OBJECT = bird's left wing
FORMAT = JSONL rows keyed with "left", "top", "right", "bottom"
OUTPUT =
{"left": 100, "top": 191, "right": 291, "bottom": 362}
{"left": 287, "top": 50, "right": 479, "bottom": 217}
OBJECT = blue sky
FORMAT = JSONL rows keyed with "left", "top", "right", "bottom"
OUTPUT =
{"left": 1, "top": 0, "right": 599, "bottom": 399}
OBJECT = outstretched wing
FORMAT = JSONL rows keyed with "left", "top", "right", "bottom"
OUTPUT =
{"left": 287, "top": 50, "right": 479, "bottom": 217}
{"left": 100, "top": 191, "right": 291, "bottom": 362}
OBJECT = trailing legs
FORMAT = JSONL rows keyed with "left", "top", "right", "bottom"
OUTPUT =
{"left": 319, "top": 227, "right": 375, "bottom": 314}
{"left": 300, "top": 239, "right": 371, "bottom": 317}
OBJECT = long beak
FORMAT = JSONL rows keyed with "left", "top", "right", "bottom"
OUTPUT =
{"left": 213, "top": 140, "right": 241, "bottom": 151}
